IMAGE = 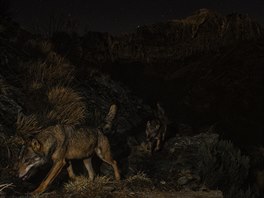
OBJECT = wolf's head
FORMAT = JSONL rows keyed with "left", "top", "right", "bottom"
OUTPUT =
{"left": 17, "top": 138, "right": 46, "bottom": 180}
{"left": 145, "top": 120, "right": 161, "bottom": 153}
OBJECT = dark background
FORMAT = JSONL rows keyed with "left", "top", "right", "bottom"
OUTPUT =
{"left": 9, "top": 0, "right": 264, "bottom": 34}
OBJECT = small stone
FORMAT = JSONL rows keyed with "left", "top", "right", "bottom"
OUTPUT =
{"left": 160, "top": 180, "right": 166, "bottom": 185}
{"left": 177, "top": 176, "right": 189, "bottom": 185}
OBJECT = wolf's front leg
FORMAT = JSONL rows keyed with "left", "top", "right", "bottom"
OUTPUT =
{"left": 83, "top": 158, "right": 95, "bottom": 181}
{"left": 155, "top": 138, "right": 161, "bottom": 151}
{"left": 31, "top": 160, "right": 66, "bottom": 195}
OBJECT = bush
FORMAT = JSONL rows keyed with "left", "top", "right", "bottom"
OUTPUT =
{"left": 197, "top": 139, "right": 253, "bottom": 198}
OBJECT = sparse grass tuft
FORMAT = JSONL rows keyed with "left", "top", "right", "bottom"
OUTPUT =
{"left": 16, "top": 113, "right": 42, "bottom": 137}
{"left": 64, "top": 176, "right": 111, "bottom": 197}
{"left": 126, "top": 172, "right": 153, "bottom": 189}
{"left": 26, "top": 60, "right": 74, "bottom": 90}
{"left": 46, "top": 86, "right": 86, "bottom": 125}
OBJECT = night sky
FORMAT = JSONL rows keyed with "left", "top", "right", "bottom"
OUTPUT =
{"left": 9, "top": 0, "right": 264, "bottom": 34}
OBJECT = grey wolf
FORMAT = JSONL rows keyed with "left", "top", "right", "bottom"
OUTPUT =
{"left": 145, "top": 103, "right": 167, "bottom": 153}
{"left": 17, "top": 104, "right": 120, "bottom": 194}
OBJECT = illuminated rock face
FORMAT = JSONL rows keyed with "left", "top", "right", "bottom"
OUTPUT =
{"left": 76, "top": 10, "right": 264, "bottom": 63}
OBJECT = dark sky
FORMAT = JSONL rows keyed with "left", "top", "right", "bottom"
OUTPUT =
{"left": 9, "top": 0, "right": 264, "bottom": 34}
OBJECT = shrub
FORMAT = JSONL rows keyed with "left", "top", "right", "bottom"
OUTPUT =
{"left": 197, "top": 139, "right": 252, "bottom": 198}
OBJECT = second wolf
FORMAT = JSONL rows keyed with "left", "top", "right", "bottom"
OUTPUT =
{"left": 145, "top": 103, "right": 167, "bottom": 153}
{"left": 17, "top": 104, "right": 120, "bottom": 194}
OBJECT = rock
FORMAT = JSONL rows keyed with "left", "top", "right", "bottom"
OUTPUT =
{"left": 177, "top": 176, "right": 190, "bottom": 185}
{"left": 55, "top": 10, "right": 264, "bottom": 64}
{"left": 160, "top": 181, "right": 166, "bottom": 185}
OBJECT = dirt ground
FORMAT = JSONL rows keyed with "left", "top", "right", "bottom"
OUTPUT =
{"left": 114, "top": 190, "right": 223, "bottom": 198}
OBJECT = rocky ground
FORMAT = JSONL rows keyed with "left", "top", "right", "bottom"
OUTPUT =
{"left": 1, "top": 132, "right": 226, "bottom": 198}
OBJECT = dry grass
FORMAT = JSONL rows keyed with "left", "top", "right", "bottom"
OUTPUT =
{"left": 125, "top": 172, "right": 153, "bottom": 189}
{"left": 20, "top": 55, "right": 85, "bottom": 127}
{"left": 26, "top": 60, "right": 74, "bottom": 90}
{"left": 64, "top": 176, "right": 111, "bottom": 197}
{"left": 0, "top": 183, "right": 14, "bottom": 192}
{"left": 25, "top": 39, "right": 53, "bottom": 56}
{"left": 46, "top": 87, "right": 86, "bottom": 125}
{"left": 16, "top": 113, "right": 42, "bottom": 137}
{"left": 0, "top": 79, "right": 11, "bottom": 96}
{"left": 20, "top": 40, "right": 87, "bottom": 127}
{"left": 46, "top": 51, "right": 65, "bottom": 64}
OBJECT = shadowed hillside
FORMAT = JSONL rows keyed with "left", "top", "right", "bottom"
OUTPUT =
{"left": 52, "top": 9, "right": 263, "bottom": 147}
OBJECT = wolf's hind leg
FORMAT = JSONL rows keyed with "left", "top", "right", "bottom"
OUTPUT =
{"left": 67, "top": 161, "right": 76, "bottom": 180}
{"left": 83, "top": 158, "right": 95, "bottom": 181}
{"left": 95, "top": 136, "right": 120, "bottom": 181}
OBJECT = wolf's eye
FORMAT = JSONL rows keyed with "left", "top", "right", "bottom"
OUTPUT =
{"left": 25, "top": 158, "right": 30, "bottom": 163}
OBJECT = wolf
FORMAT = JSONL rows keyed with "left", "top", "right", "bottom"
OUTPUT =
{"left": 17, "top": 104, "right": 120, "bottom": 194}
{"left": 145, "top": 103, "right": 167, "bottom": 153}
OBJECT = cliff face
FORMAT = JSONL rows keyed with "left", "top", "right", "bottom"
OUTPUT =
{"left": 51, "top": 10, "right": 264, "bottom": 147}
{"left": 68, "top": 9, "right": 264, "bottom": 64}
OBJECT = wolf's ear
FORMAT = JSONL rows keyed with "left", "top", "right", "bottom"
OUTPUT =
{"left": 147, "top": 121, "right": 151, "bottom": 127}
{"left": 31, "top": 138, "right": 41, "bottom": 152}
{"left": 146, "top": 121, "right": 151, "bottom": 136}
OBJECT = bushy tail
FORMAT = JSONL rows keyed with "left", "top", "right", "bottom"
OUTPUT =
{"left": 101, "top": 104, "right": 117, "bottom": 132}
